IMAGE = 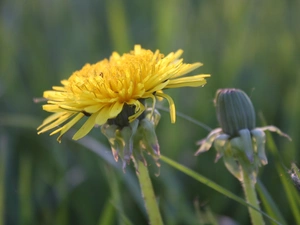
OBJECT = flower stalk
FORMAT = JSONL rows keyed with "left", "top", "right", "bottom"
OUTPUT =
{"left": 240, "top": 158, "right": 265, "bottom": 225}
{"left": 134, "top": 159, "right": 164, "bottom": 225}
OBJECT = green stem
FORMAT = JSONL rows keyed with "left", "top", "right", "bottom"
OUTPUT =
{"left": 134, "top": 160, "right": 164, "bottom": 225}
{"left": 0, "top": 133, "right": 7, "bottom": 225}
{"left": 241, "top": 164, "right": 265, "bottom": 225}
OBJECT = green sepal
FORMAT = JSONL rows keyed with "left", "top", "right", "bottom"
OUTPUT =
{"left": 251, "top": 128, "right": 268, "bottom": 165}
{"left": 101, "top": 124, "right": 122, "bottom": 161}
{"left": 223, "top": 148, "right": 242, "bottom": 181}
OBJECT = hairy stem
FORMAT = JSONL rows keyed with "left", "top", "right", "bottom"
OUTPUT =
{"left": 134, "top": 160, "right": 163, "bottom": 225}
{"left": 241, "top": 164, "right": 265, "bottom": 225}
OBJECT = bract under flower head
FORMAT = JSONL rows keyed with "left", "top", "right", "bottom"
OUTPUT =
{"left": 37, "top": 45, "right": 210, "bottom": 142}
{"left": 102, "top": 108, "right": 162, "bottom": 170}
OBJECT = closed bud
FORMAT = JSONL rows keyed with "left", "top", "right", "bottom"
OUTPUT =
{"left": 215, "top": 88, "right": 256, "bottom": 137}
{"left": 197, "top": 88, "right": 291, "bottom": 183}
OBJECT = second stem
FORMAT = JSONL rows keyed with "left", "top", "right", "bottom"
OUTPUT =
{"left": 134, "top": 159, "right": 164, "bottom": 225}
{"left": 241, "top": 164, "right": 265, "bottom": 225}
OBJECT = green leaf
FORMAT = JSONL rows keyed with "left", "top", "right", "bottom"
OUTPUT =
{"left": 160, "top": 155, "right": 282, "bottom": 225}
{"left": 256, "top": 180, "right": 287, "bottom": 225}
{"left": 260, "top": 114, "right": 300, "bottom": 224}
{"left": 97, "top": 199, "right": 115, "bottom": 225}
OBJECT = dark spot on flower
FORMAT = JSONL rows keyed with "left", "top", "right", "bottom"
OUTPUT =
{"left": 82, "top": 111, "right": 91, "bottom": 117}
{"left": 99, "top": 72, "right": 104, "bottom": 77}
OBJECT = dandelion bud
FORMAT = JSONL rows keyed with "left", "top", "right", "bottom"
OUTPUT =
{"left": 215, "top": 88, "right": 255, "bottom": 137}
{"left": 197, "top": 88, "right": 291, "bottom": 183}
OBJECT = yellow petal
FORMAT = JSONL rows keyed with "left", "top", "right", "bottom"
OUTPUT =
{"left": 72, "top": 113, "right": 98, "bottom": 140}
{"left": 52, "top": 86, "right": 66, "bottom": 91}
{"left": 128, "top": 101, "right": 145, "bottom": 122}
{"left": 156, "top": 92, "right": 176, "bottom": 123}
{"left": 56, "top": 113, "right": 84, "bottom": 142}
{"left": 109, "top": 102, "right": 124, "bottom": 118}
{"left": 37, "top": 112, "right": 65, "bottom": 130}
{"left": 61, "top": 80, "right": 69, "bottom": 86}
{"left": 38, "top": 113, "right": 74, "bottom": 134}
{"left": 146, "top": 79, "right": 169, "bottom": 94}
{"left": 49, "top": 127, "right": 63, "bottom": 136}
{"left": 167, "top": 74, "right": 210, "bottom": 88}
{"left": 95, "top": 106, "right": 110, "bottom": 125}
{"left": 134, "top": 45, "right": 142, "bottom": 53}
{"left": 84, "top": 104, "right": 103, "bottom": 113}
{"left": 44, "top": 91, "right": 66, "bottom": 99}
{"left": 43, "top": 105, "right": 64, "bottom": 112}
{"left": 172, "top": 49, "right": 184, "bottom": 59}
{"left": 55, "top": 104, "right": 83, "bottom": 112}
{"left": 171, "top": 63, "right": 203, "bottom": 78}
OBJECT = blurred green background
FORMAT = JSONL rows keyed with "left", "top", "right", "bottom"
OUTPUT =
{"left": 0, "top": 0, "right": 299, "bottom": 224}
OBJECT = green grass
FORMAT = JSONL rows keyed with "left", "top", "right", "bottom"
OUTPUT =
{"left": 1, "top": 0, "right": 299, "bottom": 224}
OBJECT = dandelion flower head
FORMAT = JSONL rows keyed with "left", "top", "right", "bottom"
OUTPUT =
{"left": 38, "top": 45, "right": 210, "bottom": 142}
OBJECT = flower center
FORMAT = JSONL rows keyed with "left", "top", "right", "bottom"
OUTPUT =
{"left": 108, "top": 100, "right": 146, "bottom": 127}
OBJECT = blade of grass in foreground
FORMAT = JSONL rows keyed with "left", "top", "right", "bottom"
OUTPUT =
{"left": 0, "top": 132, "right": 7, "bottom": 225}
{"left": 1, "top": 114, "right": 146, "bottom": 221}
{"left": 260, "top": 114, "right": 300, "bottom": 224}
{"left": 194, "top": 199, "right": 218, "bottom": 225}
{"left": 104, "top": 166, "right": 134, "bottom": 225}
{"left": 19, "top": 155, "right": 33, "bottom": 225}
{"left": 156, "top": 106, "right": 212, "bottom": 132}
{"left": 72, "top": 133, "right": 145, "bottom": 215}
{"left": 98, "top": 198, "right": 133, "bottom": 225}
{"left": 277, "top": 165, "right": 300, "bottom": 222}
{"left": 97, "top": 199, "right": 115, "bottom": 225}
{"left": 256, "top": 180, "right": 287, "bottom": 225}
{"left": 105, "top": 0, "right": 131, "bottom": 53}
{"left": 160, "top": 155, "right": 282, "bottom": 225}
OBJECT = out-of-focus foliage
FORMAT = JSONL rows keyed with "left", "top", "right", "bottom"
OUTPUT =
{"left": 0, "top": 0, "right": 299, "bottom": 224}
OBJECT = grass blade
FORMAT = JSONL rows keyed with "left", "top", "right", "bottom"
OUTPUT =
{"left": 97, "top": 199, "right": 115, "bottom": 225}
{"left": 160, "top": 155, "right": 282, "bottom": 225}
{"left": 260, "top": 114, "right": 300, "bottom": 224}
{"left": 256, "top": 179, "right": 287, "bottom": 225}
{"left": 0, "top": 132, "right": 7, "bottom": 225}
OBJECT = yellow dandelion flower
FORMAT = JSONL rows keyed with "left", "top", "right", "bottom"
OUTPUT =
{"left": 37, "top": 45, "right": 210, "bottom": 142}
